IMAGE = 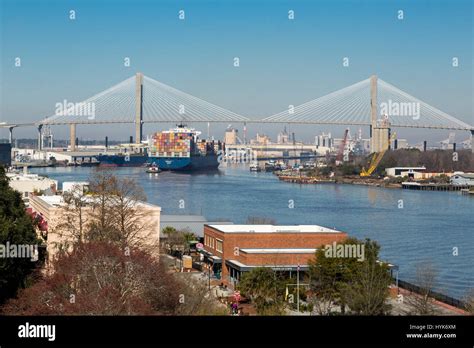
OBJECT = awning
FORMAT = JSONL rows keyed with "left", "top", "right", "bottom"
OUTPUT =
{"left": 225, "top": 259, "right": 309, "bottom": 272}
{"left": 198, "top": 250, "right": 222, "bottom": 264}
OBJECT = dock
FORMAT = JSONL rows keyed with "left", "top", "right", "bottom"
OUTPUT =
{"left": 401, "top": 182, "right": 470, "bottom": 191}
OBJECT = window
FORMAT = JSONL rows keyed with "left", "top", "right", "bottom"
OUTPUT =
{"left": 216, "top": 240, "right": 223, "bottom": 253}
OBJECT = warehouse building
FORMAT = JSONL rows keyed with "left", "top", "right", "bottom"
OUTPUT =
{"left": 451, "top": 172, "right": 474, "bottom": 186}
{"left": 385, "top": 166, "right": 426, "bottom": 177}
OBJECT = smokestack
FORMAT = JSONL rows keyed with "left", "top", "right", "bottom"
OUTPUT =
{"left": 423, "top": 140, "right": 427, "bottom": 152}
{"left": 130, "top": 136, "right": 133, "bottom": 144}
{"left": 75, "top": 137, "right": 78, "bottom": 146}
{"left": 105, "top": 136, "right": 108, "bottom": 149}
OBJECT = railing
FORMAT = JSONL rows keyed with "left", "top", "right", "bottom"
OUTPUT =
{"left": 395, "top": 278, "right": 467, "bottom": 310}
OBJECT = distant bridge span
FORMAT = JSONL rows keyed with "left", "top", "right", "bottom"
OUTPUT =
{"left": 2, "top": 73, "right": 473, "bottom": 151}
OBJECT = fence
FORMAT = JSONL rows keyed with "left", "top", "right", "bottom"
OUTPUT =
{"left": 396, "top": 278, "right": 467, "bottom": 310}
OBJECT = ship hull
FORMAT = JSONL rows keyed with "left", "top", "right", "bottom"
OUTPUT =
{"left": 97, "top": 155, "right": 148, "bottom": 167}
{"left": 149, "top": 154, "right": 219, "bottom": 171}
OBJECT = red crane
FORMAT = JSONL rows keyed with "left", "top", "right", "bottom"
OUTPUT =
{"left": 336, "top": 128, "right": 349, "bottom": 163}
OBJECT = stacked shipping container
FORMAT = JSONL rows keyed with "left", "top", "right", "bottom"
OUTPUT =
{"left": 150, "top": 131, "right": 192, "bottom": 158}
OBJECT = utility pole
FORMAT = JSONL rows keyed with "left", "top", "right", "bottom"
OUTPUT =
{"left": 208, "top": 261, "right": 211, "bottom": 291}
{"left": 297, "top": 264, "right": 300, "bottom": 313}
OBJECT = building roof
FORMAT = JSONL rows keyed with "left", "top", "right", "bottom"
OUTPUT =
{"left": 386, "top": 166, "right": 426, "bottom": 170}
{"left": 240, "top": 248, "right": 317, "bottom": 254}
{"left": 452, "top": 172, "right": 474, "bottom": 179}
{"left": 35, "top": 195, "right": 63, "bottom": 207}
{"left": 7, "top": 173, "right": 58, "bottom": 183}
{"left": 207, "top": 224, "right": 342, "bottom": 234}
{"left": 33, "top": 194, "right": 160, "bottom": 210}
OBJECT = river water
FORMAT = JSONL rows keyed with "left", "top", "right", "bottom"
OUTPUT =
{"left": 31, "top": 165, "right": 474, "bottom": 299}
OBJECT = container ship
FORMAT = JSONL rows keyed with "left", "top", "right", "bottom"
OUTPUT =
{"left": 97, "top": 152, "right": 147, "bottom": 167}
{"left": 147, "top": 125, "right": 221, "bottom": 171}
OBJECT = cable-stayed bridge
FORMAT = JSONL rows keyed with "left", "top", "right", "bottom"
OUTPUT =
{"left": 1, "top": 73, "right": 473, "bottom": 152}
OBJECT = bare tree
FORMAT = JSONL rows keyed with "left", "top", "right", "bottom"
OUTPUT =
{"left": 2, "top": 242, "right": 182, "bottom": 315}
{"left": 107, "top": 177, "right": 154, "bottom": 251}
{"left": 51, "top": 171, "right": 158, "bottom": 257}
{"left": 86, "top": 169, "right": 118, "bottom": 242}
{"left": 405, "top": 262, "right": 439, "bottom": 315}
{"left": 463, "top": 289, "right": 474, "bottom": 315}
{"left": 175, "top": 276, "right": 227, "bottom": 315}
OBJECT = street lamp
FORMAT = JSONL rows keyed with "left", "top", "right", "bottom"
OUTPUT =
{"left": 208, "top": 260, "right": 211, "bottom": 291}
{"left": 297, "top": 264, "right": 300, "bottom": 313}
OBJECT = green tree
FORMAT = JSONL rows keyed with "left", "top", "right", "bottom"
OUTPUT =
{"left": 238, "top": 267, "right": 285, "bottom": 315}
{"left": 308, "top": 237, "right": 360, "bottom": 314}
{"left": 308, "top": 238, "right": 391, "bottom": 315}
{"left": 340, "top": 239, "right": 392, "bottom": 315}
{"left": 0, "top": 166, "right": 43, "bottom": 304}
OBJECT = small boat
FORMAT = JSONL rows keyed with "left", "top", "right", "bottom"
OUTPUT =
{"left": 146, "top": 163, "right": 161, "bottom": 174}
{"left": 264, "top": 160, "right": 277, "bottom": 172}
{"left": 250, "top": 163, "right": 261, "bottom": 172}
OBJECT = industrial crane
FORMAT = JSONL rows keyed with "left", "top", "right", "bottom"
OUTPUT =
{"left": 336, "top": 128, "right": 349, "bottom": 164}
{"left": 360, "top": 132, "right": 397, "bottom": 177}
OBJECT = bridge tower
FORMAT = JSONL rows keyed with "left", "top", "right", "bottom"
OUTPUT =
{"left": 135, "top": 72, "right": 144, "bottom": 144}
{"left": 370, "top": 75, "right": 390, "bottom": 153}
{"left": 471, "top": 130, "right": 474, "bottom": 153}
{"left": 8, "top": 126, "right": 14, "bottom": 144}
{"left": 70, "top": 124, "right": 76, "bottom": 151}
{"left": 37, "top": 124, "right": 43, "bottom": 151}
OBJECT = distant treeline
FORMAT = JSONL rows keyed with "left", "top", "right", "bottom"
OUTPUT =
{"left": 379, "top": 149, "right": 474, "bottom": 173}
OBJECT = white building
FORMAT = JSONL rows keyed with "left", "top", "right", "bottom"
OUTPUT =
{"left": 62, "top": 181, "right": 90, "bottom": 194}
{"left": 7, "top": 170, "right": 58, "bottom": 205}
{"left": 391, "top": 138, "right": 409, "bottom": 149}
{"left": 315, "top": 132, "right": 333, "bottom": 149}
{"left": 277, "top": 128, "right": 290, "bottom": 144}
{"left": 385, "top": 167, "right": 427, "bottom": 177}
{"left": 451, "top": 172, "right": 474, "bottom": 186}
{"left": 224, "top": 128, "right": 239, "bottom": 145}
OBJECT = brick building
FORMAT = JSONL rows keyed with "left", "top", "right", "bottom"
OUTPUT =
{"left": 200, "top": 224, "right": 347, "bottom": 286}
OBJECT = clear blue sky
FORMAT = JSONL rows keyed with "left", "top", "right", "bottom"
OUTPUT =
{"left": 0, "top": 0, "right": 472, "bottom": 143}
